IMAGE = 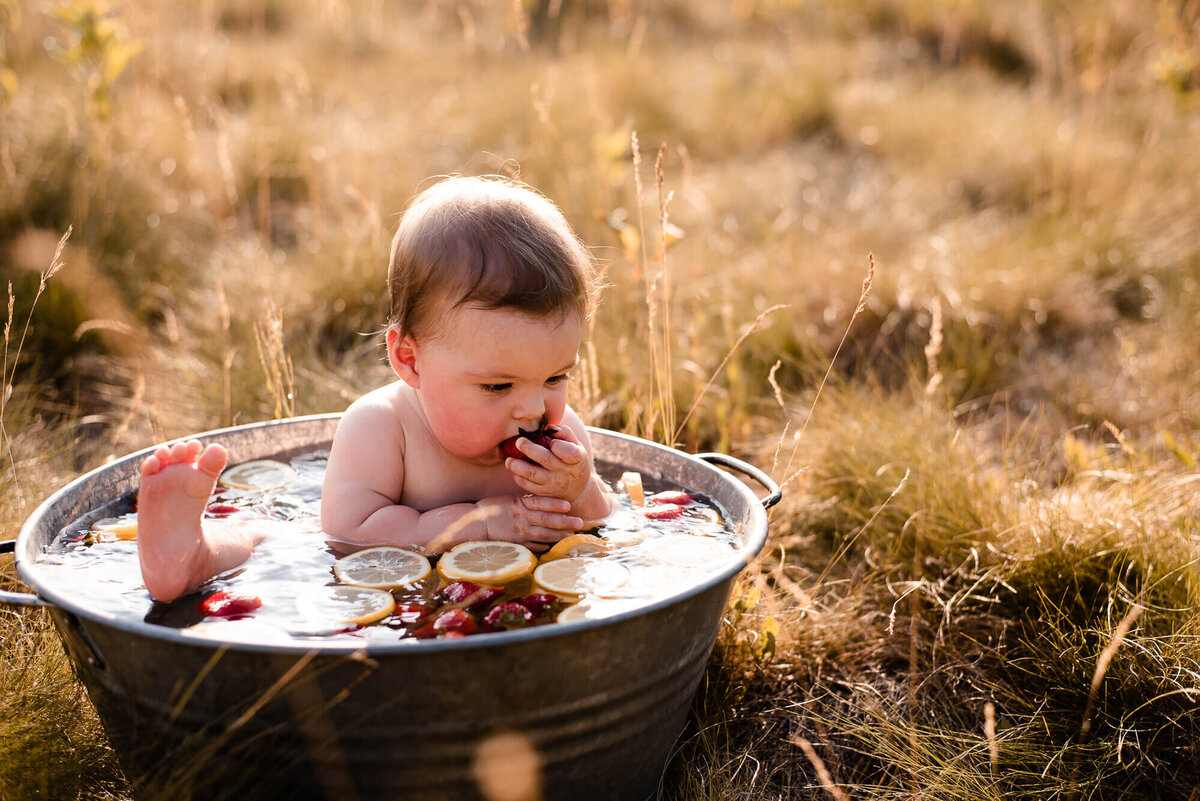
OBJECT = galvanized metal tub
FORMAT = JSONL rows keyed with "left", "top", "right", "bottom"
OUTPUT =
{"left": 1, "top": 414, "right": 779, "bottom": 801}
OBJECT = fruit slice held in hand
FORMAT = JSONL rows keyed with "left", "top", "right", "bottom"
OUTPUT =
{"left": 499, "top": 424, "right": 559, "bottom": 462}
{"left": 333, "top": 546, "right": 432, "bottom": 589}
{"left": 197, "top": 590, "right": 263, "bottom": 618}
{"left": 436, "top": 541, "right": 537, "bottom": 584}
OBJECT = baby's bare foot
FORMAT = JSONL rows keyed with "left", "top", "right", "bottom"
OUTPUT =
{"left": 137, "top": 440, "right": 227, "bottom": 602}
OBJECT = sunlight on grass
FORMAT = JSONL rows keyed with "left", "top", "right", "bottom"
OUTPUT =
{"left": 1, "top": 0, "right": 1198, "bottom": 797}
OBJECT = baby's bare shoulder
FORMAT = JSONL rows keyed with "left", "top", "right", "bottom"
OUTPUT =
{"left": 337, "top": 383, "right": 410, "bottom": 446}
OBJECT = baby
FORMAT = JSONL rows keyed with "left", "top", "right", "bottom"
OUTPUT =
{"left": 137, "top": 177, "right": 613, "bottom": 603}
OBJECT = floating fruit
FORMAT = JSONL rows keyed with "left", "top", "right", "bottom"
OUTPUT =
{"left": 532, "top": 557, "right": 630, "bottom": 601}
{"left": 333, "top": 546, "right": 432, "bottom": 589}
{"left": 644, "top": 505, "right": 684, "bottom": 521}
{"left": 435, "top": 580, "right": 506, "bottom": 609}
{"left": 483, "top": 602, "right": 535, "bottom": 631}
{"left": 413, "top": 608, "right": 479, "bottom": 639}
{"left": 556, "top": 597, "right": 645, "bottom": 623}
{"left": 89, "top": 516, "right": 139, "bottom": 542}
{"left": 515, "top": 593, "right": 560, "bottom": 617}
{"left": 218, "top": 459, "right": 297, "bottom": 491}
{"left": 197, "top": 590, "right": 263, "bottom": 618}
{"left": 649, "top": 491, "right": 693, "bottom": 506}
{"left": 436, "top": 541, "right": 537, "bottom": 584}
{"left": 393, "top": 603, "right": 435, "bottom": 625}
{"left": 539, "top": 533, "right": 610, "bottom": 563}
{"left": 296, "top": 585, "right": 395, "bottom": 627}
{"left": 620, "top": 471, "right": 645, "bottom": 507}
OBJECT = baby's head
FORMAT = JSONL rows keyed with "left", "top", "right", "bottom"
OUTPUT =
{"left": 387, "top": 176, "right": 597, "bottom": 342}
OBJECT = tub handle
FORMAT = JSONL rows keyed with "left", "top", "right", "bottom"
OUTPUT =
{"left": 696, "top": 453, "right": 782, "bottom": 510}
{"left": 0, "top": 539, "right": 51, "bottom": 608}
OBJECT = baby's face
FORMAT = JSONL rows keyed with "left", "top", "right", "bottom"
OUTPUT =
{"left": 403, "top": 305, "right": 583, "bottom": 464}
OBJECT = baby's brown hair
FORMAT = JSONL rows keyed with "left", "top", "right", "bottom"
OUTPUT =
{"left": 387, "top": 176, "right": 597, "bottom": 340}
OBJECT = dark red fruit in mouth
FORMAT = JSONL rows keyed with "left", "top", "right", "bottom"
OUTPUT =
{"left": 483, "top": 602, "right": 535, "bottom": 631}
{"left": 197, "top": 590, "right": 263, "bottom": 617}
{"left": 499, "top": 425, "right": 559, "bottom": 462}
{"left": 435, "top": 580, "right": 506, "bottom": 609}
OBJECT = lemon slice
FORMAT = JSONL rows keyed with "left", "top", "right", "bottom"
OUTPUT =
{"left": 620, "top": 471, "right": 645, "bottom": 507}
{"left": 219, "top": 459, "right": 297, "bottom": 491}
{"left": 639, "top": 534, "right": 739, "bottom": 569}
{"left": 296, "top": 585, "right": 395, "bottom": 627}
{"left": 333, "top": 547, "right": 432, "bottom": 589}
{"left": 556, "top": 597, "right": 644, "bottom": 623}
{"left": 436, "top": 541, "right": 537, "bottom": 584}
{"left": 533, "top": 557, "right": 630, "bottom": 601}
{"left": 90, "top": 516, "right": 139, "bottom": 542}
{"left": 540, "top": 533, "right": 611, "bottom": 563}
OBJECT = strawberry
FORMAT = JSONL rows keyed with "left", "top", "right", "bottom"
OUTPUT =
{"left": 499, "top": 424, "right": 559, "bottom": 462}
{"left": 393, "top": 603, "right": 435, "bottom": 625}
{"left": 197, "top": 590, "right": 262, "bottom": 617}
{"left": 516, "top": 593, "right": 560, "bottom": 617}
{"left": 204, "top": 503, "right": 241, "bottom": 518}
{"left": 483, "top": 602, "right": 535, "bottom": 631}
{"left": 649, "top": 491, "right": 693, "bottom": 506}
{"left": 413, "top": 608, "right": 479, "bottom": 638}
{"left": 644, "top": 504, "right": 685, "bottom": 520}
{"left": 435, "top": 580, "right": 506, "bottom": 609}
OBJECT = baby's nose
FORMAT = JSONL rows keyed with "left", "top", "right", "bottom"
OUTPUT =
{"left": 514, "top": 394, "right": 546, "bottom": 426}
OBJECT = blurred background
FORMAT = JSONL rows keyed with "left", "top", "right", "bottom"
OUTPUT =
{"left": 2, "top": 1, "right": 1199, "bottom": 798}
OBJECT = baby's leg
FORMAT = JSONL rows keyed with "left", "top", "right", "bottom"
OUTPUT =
{"left": 137, "top": 440, "right": 258, "bottom": 602}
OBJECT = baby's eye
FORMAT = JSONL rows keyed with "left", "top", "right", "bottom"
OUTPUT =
{"left": 546, "top": 373, "right": 571, "bottom": 386}
{"left": 481, "top": 383, "right": 512, "bottom": 394}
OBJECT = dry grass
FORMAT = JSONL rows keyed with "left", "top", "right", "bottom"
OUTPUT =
{"left": 2, "top": 0, "right": 1199, "bottom": 798}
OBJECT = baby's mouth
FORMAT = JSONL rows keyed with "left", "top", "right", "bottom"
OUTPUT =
{"left": 498, "top": 421, "right": 558, "bottom": 462}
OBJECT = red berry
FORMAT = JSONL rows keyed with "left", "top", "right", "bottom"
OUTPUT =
{"left": 484, "top": 602, "right": 536, "bottom": 631}
{"left": 499, "top": 425, "right": 559, "bottom": 463}
{"left": 431, "top": 608, "right": 479, "bottom": 636}
{"left": 204, "top": 503, "right": 241, "bottom": 518}
{"left": 436, "top": 580, "right": 505, "bottom": 609}
{"left": 393, "top": 603, "right": 435, "bottom": 625}
{"left": 197, "top": 590, "right": 262, "bottom": 618}
{"left": 644, "top": 504, "right": 685, "bottom": 520}
{"left": 649, "top": 491, "right": 693, "bottom": 506}
{"left": 516, "top": 593, "right": 559, "bottom": 617}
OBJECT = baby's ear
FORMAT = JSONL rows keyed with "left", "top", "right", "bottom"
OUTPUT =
{"left": 386, "top": 327, "right": 420, "bottom": 386}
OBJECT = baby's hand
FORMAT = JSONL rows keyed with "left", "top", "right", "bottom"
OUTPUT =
{"left": 476, "top": 494, "right": 582, "bottom": 548}
{"left": 504, "top": 426, "right": 593, "bottom": 503}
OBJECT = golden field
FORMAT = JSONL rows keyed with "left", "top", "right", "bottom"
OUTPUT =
{"left": 2, "top": 0, "right": 1199, "bottom": 798}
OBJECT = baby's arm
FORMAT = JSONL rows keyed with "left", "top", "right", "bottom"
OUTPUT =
{"left": 321, "top": 395, "right": 583, "bottom": 550}
{"left": 503, "top": 408, "right": 613, "bottom": 524}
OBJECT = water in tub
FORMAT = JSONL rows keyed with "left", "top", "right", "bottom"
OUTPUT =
{"left": 35, "top": 451, "right": 746, "bottom": 644}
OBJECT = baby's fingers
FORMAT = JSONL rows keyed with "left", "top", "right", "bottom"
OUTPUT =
{"left": 526, "top": 510, "right": 584, "bottom": 532}
{"left": 548, "top": 438, "right": 585, "bottom": 465}
{"left": 521, "top": 495, "right": 571, "bottom": 514}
